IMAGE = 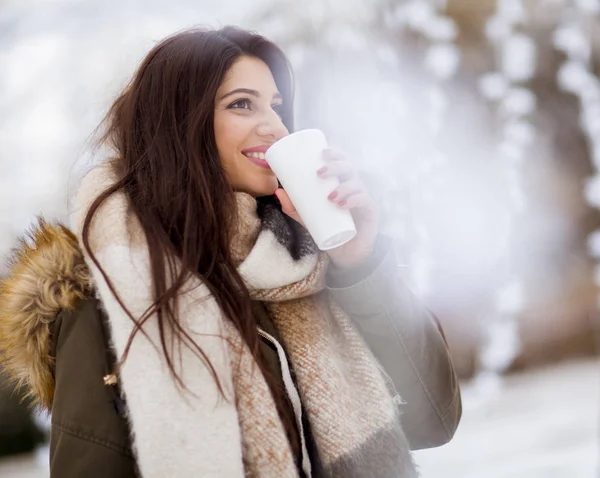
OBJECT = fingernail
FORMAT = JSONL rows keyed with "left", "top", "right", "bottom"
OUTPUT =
{"left": 317, "top": 166, "right": 328, "bottom": 175}
{"left": 328, "top": 191, "right": 338, "bottom": 200}
{"left": 339, "top": 199, "right": 347, "bottom": 206}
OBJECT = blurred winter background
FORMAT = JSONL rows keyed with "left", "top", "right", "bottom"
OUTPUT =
{"left": 1, "top": 0, "right": 600, "bottom": 476}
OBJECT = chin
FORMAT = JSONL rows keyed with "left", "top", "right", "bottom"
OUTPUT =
{"left": 241, "top": 173, "right": 278, "bottom": 197}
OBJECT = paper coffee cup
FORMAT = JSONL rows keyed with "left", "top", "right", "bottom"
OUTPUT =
{"left": 265, "top": 129, "right": 357, "bottom": 250}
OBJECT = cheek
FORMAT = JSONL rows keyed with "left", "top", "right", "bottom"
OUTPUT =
{"left": 215, "top": 116, "right": 247, "bottom": 159}
{"left": 214, "top": 116, "right": 229, "bottom": 153}
{"left": 214, "top": 117, "right": 251, "bottom": 188}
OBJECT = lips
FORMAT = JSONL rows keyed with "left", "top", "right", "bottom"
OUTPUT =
{"left": 243, "top": 152, "right": 270, "bottom": 168}
{"left": 242, "top": 144, "right": 271, "bottom": 154}
{"left": 241, "top": 144, "right": 272, "bottom": 168}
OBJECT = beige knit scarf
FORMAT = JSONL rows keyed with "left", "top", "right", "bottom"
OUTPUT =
{"left": 72, "top": 165, "right": 417, "bottom": 478}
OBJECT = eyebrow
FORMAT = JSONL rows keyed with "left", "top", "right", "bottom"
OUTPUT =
{"left": 219, "top": 88, "right": 282, "bottom": 101}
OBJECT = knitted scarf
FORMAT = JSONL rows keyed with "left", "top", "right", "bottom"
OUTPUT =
{"left": 72, "top": 165, "right": 418, "bottom": 478}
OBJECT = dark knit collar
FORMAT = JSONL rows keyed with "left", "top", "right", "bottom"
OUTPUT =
{"left": 256, "top": 195, "right": 318, "bottom": 262}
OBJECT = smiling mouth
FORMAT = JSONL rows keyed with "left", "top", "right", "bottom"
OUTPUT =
{"left": 242, "top": 151, "right": 271, "bottom": 169}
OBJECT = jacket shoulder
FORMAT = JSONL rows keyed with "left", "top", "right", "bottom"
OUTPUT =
{"left": 0, "top": 219, "right": 93, "bottom": 411}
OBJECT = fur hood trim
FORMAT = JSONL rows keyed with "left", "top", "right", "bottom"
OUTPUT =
{"left": 0, "top": 220, "right": 91, "bottom": 410}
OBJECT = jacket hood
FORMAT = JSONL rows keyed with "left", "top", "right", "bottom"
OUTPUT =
{"left": 0, "top": 220, "right": 92, "bottom": 410}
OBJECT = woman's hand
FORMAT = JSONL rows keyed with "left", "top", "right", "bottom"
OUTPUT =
{"left": 275, "top": 148, "right": 380, "bottom": 269}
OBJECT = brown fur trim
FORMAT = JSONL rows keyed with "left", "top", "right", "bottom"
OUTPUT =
{"left": 0, "top": 219, "right": 92, "bottom": 410}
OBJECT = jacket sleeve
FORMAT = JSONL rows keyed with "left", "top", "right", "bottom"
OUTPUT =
{"left": 326, "top": 237, "right": 462, "bottom": 450}
{"left": 49, "top": 297, "right": 138, "bottom": 477}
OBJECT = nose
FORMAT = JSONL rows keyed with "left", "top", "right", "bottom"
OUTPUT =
{"left": 255, "top": 109, "right": 288, "bottom": 140}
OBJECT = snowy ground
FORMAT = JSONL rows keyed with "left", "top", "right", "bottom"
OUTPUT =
{"left": 0, "top": 358, "right": 597, "bottom": 477}
{"left": 0, "top": 448, "right": 48, "bottom": 478}
{"left": 415, "top": 358, "right": 599, "bottom": 478}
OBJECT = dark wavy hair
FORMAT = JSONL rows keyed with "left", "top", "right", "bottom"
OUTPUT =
{"left": 82, "top": 26, "right": 295, "bottom": 406}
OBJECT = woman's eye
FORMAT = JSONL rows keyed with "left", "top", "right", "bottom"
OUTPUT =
{"left": 272, "top": 104, "right": 283, "bottom": 117}
{"left": 230, "top": 99, "right": 251, "bottom": 110}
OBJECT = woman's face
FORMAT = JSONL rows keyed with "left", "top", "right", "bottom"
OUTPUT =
{"left": 214, "top": 55, "right": 289, "bottom": 197}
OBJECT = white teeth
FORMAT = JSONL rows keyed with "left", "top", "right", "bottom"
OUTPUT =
{"left": 246, "top": 152, "right": 266, "bottom": 160}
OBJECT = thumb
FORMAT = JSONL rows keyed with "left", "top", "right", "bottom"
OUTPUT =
{"left": 275, "top": 188, "right": 305, "bottom": 228}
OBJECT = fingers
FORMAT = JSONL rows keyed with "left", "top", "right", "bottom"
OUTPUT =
{"left": 274, "top": 188, "right": 295, "bottom": 214}
{"left": 316, "top": 149, "right": 373, "bottom": 210}
{"left": 334, "top": 191, "right": 375, "bottom": 210}
{"left": 274, "top": 188, "right": 305, "bottom": 227}
{"left": 278, "top": 147, "right": 375, "bottom": 223}
{"left": 323, "top": 147, "right": 346, "bottom": 162}
{"left": 317, "top": 149, "right": 354, "bottom": 182}
{"left": 317, "top": 161, "right": 354, "bottom": 182}
{"left": 327, "top": 178, "right": 363, "bottom": 204}
{"left": 326, "top": 178, "right": 377, "bottom": 213}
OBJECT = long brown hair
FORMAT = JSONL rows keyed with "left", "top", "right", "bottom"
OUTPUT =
{"left": 82, "top": 26, "right": 294, "bottom": 401}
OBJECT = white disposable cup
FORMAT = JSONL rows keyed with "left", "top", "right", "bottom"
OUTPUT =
{"left": 265, "top": 129, "right": 357, "bottom": 250}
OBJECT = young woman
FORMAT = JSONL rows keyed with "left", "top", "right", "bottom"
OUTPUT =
{"left": 0, "top": 26, "right": 461, "bottom": 477}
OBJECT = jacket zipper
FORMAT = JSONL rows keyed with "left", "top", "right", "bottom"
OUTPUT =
{"left": 257, "top": 327, "right": 312, "bottom": 478}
